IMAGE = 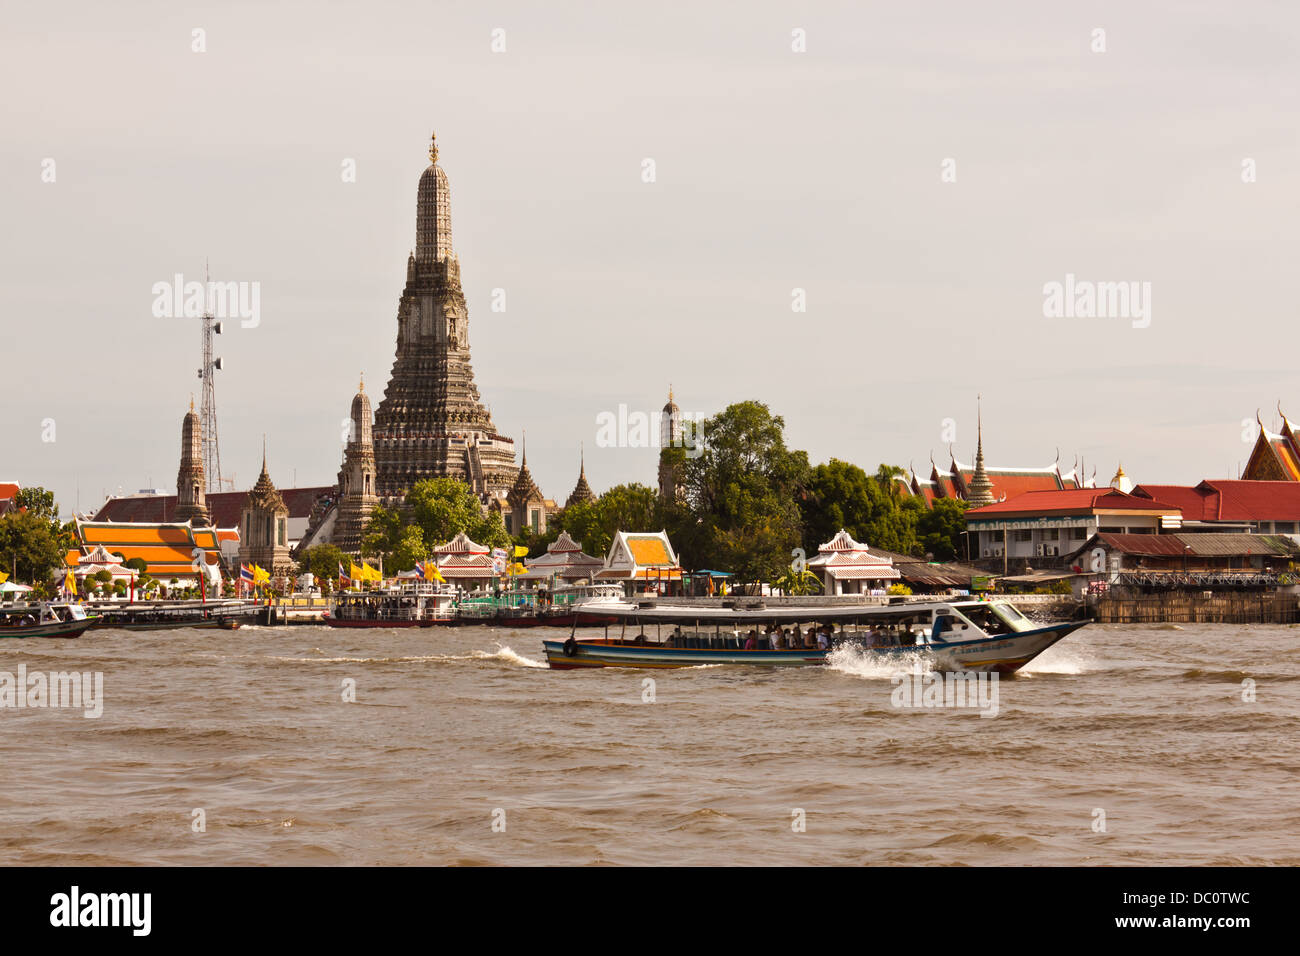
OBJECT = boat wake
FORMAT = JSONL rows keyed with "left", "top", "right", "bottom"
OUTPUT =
{"left": 472, "top": 645, "right": 548, "bottom": 669}
{"left": 825, "top": 644, "right": 933, "bottom": 680}
{"left": 1019, "top": 643, "right": 1095, "bottom": 675}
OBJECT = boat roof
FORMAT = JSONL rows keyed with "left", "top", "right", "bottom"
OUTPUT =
{"left": 575, "top": 600, "right": 999, "bottom": 625}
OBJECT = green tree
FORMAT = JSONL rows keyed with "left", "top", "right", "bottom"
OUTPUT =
{"left": 552, "top": 484, "right": 659, "bottom": 561}
{"left": 298, "top": 544, "right": 349, "bottom": 594}
{"left": 800, "top": 459, "right": 923, "bottom": 557}
{"left": 916, "top": 497, "right": 970, "bottom": 562}
{"left": 0, "top": 510, "right": 66, "bottom": 585}
{"left": 679, "top": 401, "right": 809, "bottom": 581}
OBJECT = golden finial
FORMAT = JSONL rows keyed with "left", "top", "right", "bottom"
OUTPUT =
{"left": 428, "top": 132, "right": 438, "bottom": 164}
{"left": 359, "top": 372, "right": 365, "bottom": 393}
{"left": 189, "top": 394, "right": 194, "bottom": 412}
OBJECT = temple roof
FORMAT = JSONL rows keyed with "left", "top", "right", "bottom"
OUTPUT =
{"left": 566, "top": 452, "right": 596, "bottom": 507}
{"left": 246, "top": 455, "right": 287, "bottom": 512}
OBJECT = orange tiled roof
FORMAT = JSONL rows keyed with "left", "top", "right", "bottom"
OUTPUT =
{"left": 627, "top": 537, "right": 673, "bottom": 566}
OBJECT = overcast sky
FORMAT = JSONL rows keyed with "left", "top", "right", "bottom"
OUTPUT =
{"left": 3, "top": 1, "right": 1299, "bottom": 516}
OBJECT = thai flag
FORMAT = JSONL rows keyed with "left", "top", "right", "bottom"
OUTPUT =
{"left": 338, "top": 562, "right": 350, "bottom": 584}
{"left": 415, "top": 562, "right": 427, "bottom": 580}
{"left": 240, "top": 564, "right": 254, "bottom": 584}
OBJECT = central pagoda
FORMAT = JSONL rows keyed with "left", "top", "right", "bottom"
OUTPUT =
{"left": 373, "top": 133, "right": 517, "bottom": 500}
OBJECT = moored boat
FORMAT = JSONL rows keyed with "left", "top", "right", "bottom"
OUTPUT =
{"left": 0, "top": 602, "right": 96, "bottom": 639}
{"left": 324, "top": 580, "right": 457, "bottom": 628}
{"left": 543, "top": 598, "right": 1087, "bottom": 672}
{"left": 89, "top": 599, "right": 261, "bottom": 631}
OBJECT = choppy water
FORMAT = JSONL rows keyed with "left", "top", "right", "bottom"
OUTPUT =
{"left": 0, "top": 623, "right": 1296, "bottom": 865}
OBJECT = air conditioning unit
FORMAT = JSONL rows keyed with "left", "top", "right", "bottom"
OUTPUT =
{"left": 1046, "top": 546, "right": 1058, "bottom": 556}
{"left": 1035, "top": 544, "right": 1045, "bottom": 556}
{"left": 993, "top": 547, "right": 1003, "bottom": 557}
{"left": 982, "top": 548, "right": 992, "bottom": 558}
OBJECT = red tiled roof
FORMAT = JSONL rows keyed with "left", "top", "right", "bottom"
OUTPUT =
{"left": 985, "top": 472, "right": 1063, "bottom": 500}
{"left": 966, "top": 488, "right": 1182, "bottom": 518}
{"left": 1134, "top": 481, "right": 1300, "bottom": 522}
{"left": 94, "top": 486, "right": 334, "bottom": 527}
{"left": 0, "top": 482, "right": 19, "bottom": 502}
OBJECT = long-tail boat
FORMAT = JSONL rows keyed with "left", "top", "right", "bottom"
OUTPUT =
{"left": 542, "top": 598, "right": 1087, "bottom": 671}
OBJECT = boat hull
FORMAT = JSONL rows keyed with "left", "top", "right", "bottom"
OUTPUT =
{"left": 0, "top": 618, "right": 95, "bottom": 639}
{"left": 322, "top": 615, "right": 453, "bottom": 628}
{"left": 543, "top": 621, "right": 1086, "bottom": 672}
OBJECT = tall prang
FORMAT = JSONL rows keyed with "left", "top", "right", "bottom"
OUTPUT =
{"left": 174, "top": 399, "right": 210, "bottom": 525}
{"left": 372, "top": 133, "right": 517, "bottom": 501}
{"left": 333, "top": 376, "right": 379, "bottom": 555}
{"left": 657, "top": 387, "right": 684, "bottom": 503}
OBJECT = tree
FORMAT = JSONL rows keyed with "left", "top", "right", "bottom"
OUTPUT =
{"left": 679, "top": 401, "right": 809, "bottom": 581}
{"left": 552, "top": 484, "right": 659, "bottom": 561}
{"left": 0, "top": 510, "right": 65, "bottom": 585}
{"left": 800, "top": 459, "right": 923, "bottom": 557}
{"left": 298, "top": 544, "right": 349, "bottom": 594}
{"left": 916, "top": 497, "right": 969, "bottom": 562}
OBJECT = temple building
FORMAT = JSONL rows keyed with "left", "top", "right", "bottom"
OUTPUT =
{"left": 331, "top": 377, "right": 379, "bottom": 555}
{"left": 503, "top": 438, "right": 557, "bottom": 537}
{"left": 68, "top": 521, "right": 225, "bottom": 588}
{"left": 520, "top": 531, "right": 604, "bottom": 584}
{"left": 1242, "top": 408, "right": 1300, "bottom": 480}
{"left": 372, "top": 133, "right": 517, "bottom": 500}
{"left": 898, "top": 407, "right": 1092, "bottom": 506}
{"left": 806, "top": 530, "right": 902, "bottom": 595}
{"left": 238, "top": 449, "right": 294, "bottom": 582}
{"left": 173, "top": 400, "right": 209, "bottom": 525}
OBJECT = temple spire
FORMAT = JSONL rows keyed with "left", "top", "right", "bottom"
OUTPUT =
{"left": 428, "top": 131, "right": 438, "bottom": 164}
{"left": 966, "top": 395, "right": 995, "bottom": 508}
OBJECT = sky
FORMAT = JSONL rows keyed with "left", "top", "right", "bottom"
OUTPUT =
{"left": 2, "top": 0, "right": 1299, "bottom": 516}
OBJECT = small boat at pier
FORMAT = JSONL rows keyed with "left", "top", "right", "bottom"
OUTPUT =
{"left": 543, "top": 598, "right": 1087, "bottom": 671}
{"left": 0, "top": 602, "right": 96, "bottom": 639}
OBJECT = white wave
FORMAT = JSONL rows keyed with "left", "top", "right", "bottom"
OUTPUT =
{"left": 825, "top": 644, "right": 933, "bottom": 680}
{"left": 1019, "top": 643, "right": 1094, "bottom": 675}
{"left": 472, "top": 645, "right": 548, "bottom": 669}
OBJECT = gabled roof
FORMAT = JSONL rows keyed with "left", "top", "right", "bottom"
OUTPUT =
{"left": 70, "top": 519, "right": 223, "bottom": 577}
{"left": 597, "top": 530, "right": 680, "bottom": 580}
{"left": 433, "top": 532, "right": 489, "bottom": 555}
{"left": 94, "top": 486, "right": 333, "bottom": 528}
{"left": 1070, "top": 531, "right": 1300, "bottom": 560}
{"left": 966, "top": 488, "right": 1182, "bottom": 518}
{"left": 1132, "top": 480, "right": 1300, "bottom": 522}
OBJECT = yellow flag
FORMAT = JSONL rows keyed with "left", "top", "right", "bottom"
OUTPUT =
{"left": 367, "top": 564, "right": 382, "bottom": 582}
{"left": 508, "top": 562, "right": 528, "bottom": 576}
{"left": 253, "top": 565, "right": 270, "bottom": 585}
{"left": 350, "top": 562, "right": 365, "bottom": 582}
{"left": 427, "top": 562, "right": 446, "bottom": 584}
{"left": 64, "top": 570, "right": 76, "bottom": 593}
{"left": 0, "top": 570, "right": 8, "bottom": 585}
{"left": 513, "top": 545, "right": 529, "bottom": 558}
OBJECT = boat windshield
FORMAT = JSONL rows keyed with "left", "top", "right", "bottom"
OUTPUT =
{"left": 989, "top": 602, "right": 1031, "bottom": 632}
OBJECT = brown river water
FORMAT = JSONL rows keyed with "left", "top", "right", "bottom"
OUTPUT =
{"left": 0, "top": 622, "right": 1296, "bottom": 866}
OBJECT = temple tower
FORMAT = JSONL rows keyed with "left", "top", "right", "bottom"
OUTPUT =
{"left": 373, "top": 133, "right": 517, "bottom": 500}
{"left": 966, "top": 398, "right": 996, "bottom": 509}
{"left": 239, "top": 446, "right": 293, "bottom": 581}
{"left": 566, "top": 446, "right": 597, "bottom": 508}
{"left": 174, "top": 399, "right": 210, "bottom": 525}
{"left": 507, "top": 435, "right": 549, "bottom": 536}
{"left": 658, "top": 387, "right": 684, "bottom": 503}
{"left": 334, "top": 377, "right": 379, "bottom": 555}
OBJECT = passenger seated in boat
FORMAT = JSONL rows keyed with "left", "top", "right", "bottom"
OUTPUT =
{"left": 771, "top": 627, "right": 784, "bottom": 650}
{"left": 803, "top": 627, "right": 816, "bottom": 649}
{"left": 744, "top": 631, "right": 757, "bottom": 650}
{"left": 816, "top": 628, "right": 829, "bottom": 651}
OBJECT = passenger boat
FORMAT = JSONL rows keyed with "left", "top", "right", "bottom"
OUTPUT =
{"left": 0, "top": 602, "right": 96, "bottom": 639}
{"left": 542, "top": 598, "right": 1087, "bottom": 672}
{"left": 324, "top": 580, "right": 457, "bottom": 628}
{"left": 549, "top": 583, "right": 625, "bottom": 628}
{"left": 90, "top": 599, "right": 260, "bottom": 631}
